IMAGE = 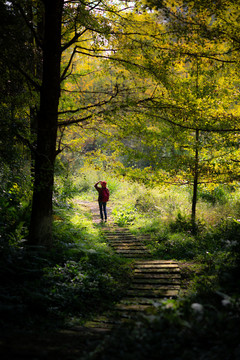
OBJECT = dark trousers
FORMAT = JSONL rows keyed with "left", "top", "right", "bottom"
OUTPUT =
{"left": 98, "top": 201, "right": 107, "bottom": 221}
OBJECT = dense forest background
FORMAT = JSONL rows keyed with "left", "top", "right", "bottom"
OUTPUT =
{"left": 1, "top": 0, "right": 240, "bottom": 359}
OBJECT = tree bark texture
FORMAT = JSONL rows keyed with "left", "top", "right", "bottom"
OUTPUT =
{"left": 29, "top": 0, "right": 63, "bottom": 246}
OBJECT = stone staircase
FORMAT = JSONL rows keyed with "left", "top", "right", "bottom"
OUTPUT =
{"left": 81, "top": 202, "right": 181, "bottom": 331}
{"left": 104, "top": 227, "right": 149, "bottom": 258}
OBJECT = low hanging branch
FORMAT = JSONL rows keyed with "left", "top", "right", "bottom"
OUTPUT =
{"left": 136, "top": 98, "right": 240, "bottom": 133}
{"left": 57, "top": 84, "right": 119, "bottom": 124}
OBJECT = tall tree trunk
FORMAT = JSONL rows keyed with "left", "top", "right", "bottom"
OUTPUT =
{"left": 29, "top": 1, "right": 43, "bottom": 177}
{"left": 191, "top": 129, "right": 199, "bottom": 231}
{"left": 29, "top": 0, "right": 63, "bottom": 246}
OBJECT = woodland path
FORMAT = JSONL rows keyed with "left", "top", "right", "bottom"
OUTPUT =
{"left": 79, "top": 200, "right": 181, "bottom": 332}
{"left": 0, "top": 201, "right": 181, "bottom": 360}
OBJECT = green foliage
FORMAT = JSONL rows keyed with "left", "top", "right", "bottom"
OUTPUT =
{"left": 0, "top": 182, "right": 31, "bottom": 245}
{"left": 0, "top": 247, "right": 131, "bottom": 332}
{"left": 154, "top": 232, "right": 198, "bottom": 260}
{"left": 87, "top": 292, "right": 240, "bottom": 360}
{"left": 141, "top": 213, "right": 240, "bottom": 262}
{"left": 1, "top": 0, "right": 240, "bottom": 349}
{"left": 44, "top": 253, "right": 130, "bottom": 318}
{"left": 0, "top": 199, "right": 132, "bottom": 332}
{"left": 54, "top": 176, "right": 79, "bottom": 204}
{"left": 112, "top": 205, "right": 137, "bottom": 227}
{"left": 135, "top": 191, "right": 160, "bottom": 214}
{"left": 169, "top": 212, "right": 195, "bottom": 232}
{"left": 198, "top": 185, "right": 231, "bottom": 205}
{"left": 1, "top": 165, "right": 240, "bottom": 358}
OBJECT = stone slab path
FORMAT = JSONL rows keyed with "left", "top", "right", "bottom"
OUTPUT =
{"left": 79, "top": 201, "right": 181, "bottom": 331}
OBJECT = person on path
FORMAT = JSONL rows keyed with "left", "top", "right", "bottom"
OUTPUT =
{"left": 94, "top": 181, "right": 110, "bottom": 222}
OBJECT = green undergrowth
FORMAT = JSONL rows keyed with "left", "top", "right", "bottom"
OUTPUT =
{"left": 2, "top": 168, "right": 240, "bottom": 358}
{"left": 74, "top": 171, "right": 240, "bottom": 358}
{"left": 0, "top": 200, "right": 132, "bottom": 333}
{"left": 85, "top": 293, "right": 240, "bottom": 360}
{"left": 73, "top": 170, "right": 240, "bottom": 296}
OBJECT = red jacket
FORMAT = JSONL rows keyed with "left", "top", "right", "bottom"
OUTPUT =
{"left": 95, "top": 184, "right": 109, "bottom": 202}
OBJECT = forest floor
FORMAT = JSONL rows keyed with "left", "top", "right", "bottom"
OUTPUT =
{"left": 0, "top": 201, "right": 186, "bottom": 360}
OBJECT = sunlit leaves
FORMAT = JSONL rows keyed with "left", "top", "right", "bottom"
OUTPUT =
{"left": 58, "top": 0, "right": 240, "bottom": 196}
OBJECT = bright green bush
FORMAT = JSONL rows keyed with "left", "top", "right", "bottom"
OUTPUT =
{"left": 112, "top": 205, "right": 137, "bottom": 226}
{"left": 198, "top": 185, "right": 231, "bottom": 205}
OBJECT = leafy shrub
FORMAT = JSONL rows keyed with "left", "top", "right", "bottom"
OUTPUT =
{"left": 87, "top": 293, "right": 240, "bottom": 360}
{"left": 153, "top": 232, "right": 198, "bottom": 260}
{"left": 0, "top": 183, "right": 30, "bottom": 244}
{"left": 112, "top": 205, "right": 136, "bottom": 226}
{"left": 199, "top": 185, "right": 231, "bottom": 205}
{"left": 0, "top": 242, "right": 132, "bottom": 332}
{"left": 169, "top": 212, "right": 205, "bottom": 234}
{"left": 195, "top": 217, "right": 240, "bottom": 296}
{"left": 0, "top": 198, "right": 132, "bottom": 332}
{"left": 44, "top": 253, "right": 131, "bottom": 318}
{"left": 54, "top": 176, "right": 79, "bottom": 204}
{"left": 135, "top": 191, "right": 159, "bottom": 214}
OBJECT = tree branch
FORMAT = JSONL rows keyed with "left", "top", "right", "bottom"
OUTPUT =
{"left": 75, "top": 48, "right": 146, "bottom": 70}
{"left": 61, "top": 28, "right": 88, "bottom": 52}
{"left": 58, "top": 114, "right": 93, "bottom": 127}
{"left": 58, "top": 84, "right": 119, "bottom": 115}
{"left": 60, "top": 45, "right": 77, "bottom": 82}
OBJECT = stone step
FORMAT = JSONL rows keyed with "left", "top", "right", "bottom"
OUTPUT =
{"left": 134, "top": 269, "right": 180, "bottom": 275}
{"left": 109, "top": 242, "right": 146, "bottom": 247}
{"left": 109, "top": 245, "right": 147, "bottom": 249}
{"left": 119, "top": 253, "right": 149, "bottom": 258}
{"left": 135, "top": 262, "right": 178, "bottom": 269}
{"left": 134, "top": 273, "right": 181, "bottom": 279}
{"left": 132, "top": 278, "right": 181, "bottom": 284}
{"left": 120, "top": 297, "right": 167, "bottom": 305}
{"left": 107, "top": 237, "right": 151, "bottom": 243}
{"left": 112, "top": 248, "right": 147, "bottom": 252}
{"left": 113, "top": 248, "right": 148, "bottom": 252}
{"left": 105, "top": 233, "right": 136, "bottom": 237}
{"left": 115, "top": 249, "right": 148, "bottom": 254}
{"left": 107, "top": 239, "right": 144, "bottom": 243}
{"left": 135, "top": 264, "right": 179, "bottom": 269}
{"left": 105, "top": 228, "right": 135, "bottom": 232}
{"left": 130, "top": 284, "right": 180, "bottom": 290}
{"left": 134, "top": 260, "right": 178, "bottom": 264}
{"left": 84, "top": 320, "right": 117, "bottom": 330}
{"left": 106, "top": 236, "right": 135, "bottom": 239}
{"left": 109, "top": 246, "right": 148, "bottom": 251}
{"left": 115, "top": 304, "right": 152, "bottom": 312}
{"left": 126, "top": 289, "right": 179, "bottom": 297}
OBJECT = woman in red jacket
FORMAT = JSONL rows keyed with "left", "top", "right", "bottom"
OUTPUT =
{"left": 94, "top": 181, "right": 109, "bottom": 222}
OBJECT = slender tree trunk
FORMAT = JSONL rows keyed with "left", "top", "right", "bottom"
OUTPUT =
{"left": 29, "top": 0, "right": 63, "bottom": 246}
{"left": 191, "top": 129, "right": 199, "bottom": 231}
